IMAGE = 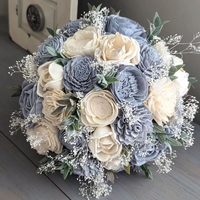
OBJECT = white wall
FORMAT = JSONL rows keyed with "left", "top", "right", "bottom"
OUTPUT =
{"left": 78, "top": 0, "right": 200, "bottom": 124}
{"left": 0, "top": 0, "right": 8, "bottom": 17}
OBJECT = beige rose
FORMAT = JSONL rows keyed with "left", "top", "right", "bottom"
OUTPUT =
{"left": 37, "top": 62, "right": 64, "bottom": 97}
{"left": 81, "top": 90, "right": 118, "bottom": 127}
{"left": 103, "top": 156, "right": 122, "bottom": 171}
{"left": 145, "top": 77, "right": 179, "bottom": 126}
{"left": 26, "top": 119, "right": 63, "bottom": 155}
{"left": 63, "top": 26, "right": 100, "bottom": 57}
{"left": 95, "top": 32, "right": 140, "bottom": 65}
{"left": 42, "top": 90, "right": 65, "bottom": 128}
{"left": 88, "top": 126, "right": 122, "bottom": 162}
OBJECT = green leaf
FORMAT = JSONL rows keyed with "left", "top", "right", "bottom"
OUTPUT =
{"left": 97, "top": 74, "right": 108, "bottom": 88}
{"left": 46, "top": 27, "right": 56, "bottom": 37}
{"left": 164, "top": 142, "right": 172, "bottom": 154}
{"left": 153, "top": 123, "right": 166, "bottom": 134}
{"left": 72, "top": 120, "right": 79, "bottom": 132}
{"left": 8, "top": 85, "right": 22, "bottom": 91}
{"left": 76, "top": 109, "right": 81, "bottom": 120}
{"left": 61, "top": 58, "right": 70, "bottom": 66}
{"left": 8, "top": 85, "right": 22, "bottom": 97}
{"left": 57, "top": 99, "right": 70, "bottom": 105}
{"left": 88, "top": 3, "right": 93, "bottom": 11}
{"left": 153, "top": 12, "right": 161, "bottom": 27}
{"left": 94, "top": 84, "right": 103, "bottom": 91}
{"left": 96, "top": 4, "right": 102, "bottom": 12}
{"left": 106, "top": 69, "right": 116, "bottom": 77}
{"left": 51, "top": 106, "right": 64, "bottom": 115}
{"left": 39, "top": 156, "right": 49, "bottom": 164}
{"left": 63, "top": 166, "right": 71, "bottom": 179}
{"left": 188, "top": 77, "right": 198, "bottom": 84}
{"left": 11, "top": 91, "right": 22, "bottom": 97}
{"left": 166, "top": 138, "right": 182, "bottom": 146}
{"left": 110, "top": 7, "right": 120, "bottom": 16}
{"left": 152, "top": 24, "right": 163, "bottom": 36}
{"left": 158, "top": 134, "right": 166, "bottom": 144}
{"left": 170, "top": 75, "right": 178, "bottom": 81}
{"left": 59, "top": 117, "right": 75, "bottom": 127}
{"left": 169, "top": 64, "right": 185, "bottom": 76}
{"left": 67, "top": 125, "right": 75, "bottom": 137}
{"left": 124, "top": 164, "right": 130, "bottom": 174}
{"left": 140, "top": 164, "right": 153, "bottom": 180}
{"left": 45, "top": 45, "right": 58, "bottom": 57}
{"left": 105, "top": 76, "right": 119, "bottom": 84}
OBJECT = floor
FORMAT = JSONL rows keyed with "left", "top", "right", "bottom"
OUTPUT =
{"left": 0, "top": 16, "right": 200, "bottom": 200}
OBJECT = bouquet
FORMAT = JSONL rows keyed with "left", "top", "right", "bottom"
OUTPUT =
{"left": 9, "top": 4, "right": 199, "bottom": 199}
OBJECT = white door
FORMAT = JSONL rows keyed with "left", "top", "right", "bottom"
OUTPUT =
{"left": 8, "top": 0, "right": 78, "bottom": 53}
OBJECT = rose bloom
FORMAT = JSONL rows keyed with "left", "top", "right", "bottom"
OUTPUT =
{"left": 63, "top": 26, "right": 100, "bottom": 57}
{"left": 88, "top": 126, "right": 122, "bottom": 162}
{"left": 80, "top": 90, "right": 118, "bottom": 127}
{"left": 103, "top": 156, "right": 122, "bottom": 171}
{"left": 145, "top": 77, "right": 179, "bottom": 126}
{"left": 26, "top": 119, "right": 63, "bottom": 155}
{"left": 95, "top": 32, "right": 140, "bottom": 65}
{"left": 42, "top": 90, "right": 65, "bottom": 128}
{"left": 37, "top": 62, "right": 64, "bottom": 97}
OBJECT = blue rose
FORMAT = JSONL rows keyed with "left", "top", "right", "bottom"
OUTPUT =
{"left": 110, "top": 65, "right": 148, "bottom": 106}
{"left": 60, "top": 19, "right": 87, "bottom": 38}
{"left": 34, "top": 35, "right": 65, "bottom": 66}
{"left": 137, "top": 43, "right": 163, "bottom": 78}
{"left": 58, "top": 130, "right": 99, "bottom": 176}
{"left": 113, "top": 106, "right": 153, "bottom": 146}
{"left": 106, "top": 15, "right": 147, "bottom": 44}
{"left": 131, "top": 141, "right": 166, "bottom": 166}
{"left": 19, "top": 81, "right": 43, "bottom": 118}
{"left": 63, "top": 56, "right": 96, "bottom": 93}
{"left": 57, "top": 129, "right": 85, "bottom": 150}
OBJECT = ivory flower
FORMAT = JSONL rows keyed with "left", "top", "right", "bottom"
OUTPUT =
{"left": 88, "top": 126, "right": 122, "bottom": 162}
{"left": 95, "top": 32, "right": 140, "bottom": 65}
{"left": 26, "top": 119, "right": 63, "bottom": 155}
{"left": 80, "top": 90, "right": 118, "bottom": 127}
{"left": 103, "top": 156, "right": 122, "bottom": 171}
{"left": 145, "top": 77, "right": 179, "bottom": 126}
{"left": 42, "top": 90, "right": 65, "bottom": 128}
{"left": 37, "top": 62, "right": 64, "bottom": 97}
{"left": 63, "top": 26, "right": 101, "bottom": 57}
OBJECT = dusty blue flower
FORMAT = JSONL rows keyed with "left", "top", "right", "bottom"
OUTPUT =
{"left": 113, "top": 106, "right": 153, "bottom": 146}
{"left": 34, "top": 35, "right": 65, "bottom": 66}
{"left": 137, "top": 43, "right": 163, "bottom": 78}
{"left": 63, "top": 56, "right": 96, "bottom": 93}
{"left": 60, "top": 19, "right": 87, "bottom": 38}
{"left": 19, "top": 81, "right": 43, "bottom": 118}
{"left": 58, "top": 130, "right": 99, "bottom": 176}
{"left": 131, "top": 141, "right": 166, "bottom": 166}
{"left": 110, "top": 65, "right": 148, "bottom": 106}
{"left": 57, "top": 129, "right": 85, "bottom": 150}
{"left": 106, "top": 15, "right": 147, "bottom": 44}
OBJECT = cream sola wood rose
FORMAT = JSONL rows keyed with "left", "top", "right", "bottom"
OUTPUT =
{"left": 37, "top": 62, "right": 64, "bottom": 97}
{"left": 88, "top": 126, "right": 122, "bottom": 164}
{"left": 26, "top": 119, "right": 63, "bottom": 155}
{"left": 95, "top": 32, "right": 140, "bottom": 65}
{"left": 80, "top": 90, "right": 118, "bottom": 127}
{"left": 42, "top": 90, "right": 65, "bottom": 128}
{"left": 63, "top": 26, "right": 101, "bottom": 57}
{"left": 146, "top": 77, "right": 179, "bottom": 126}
